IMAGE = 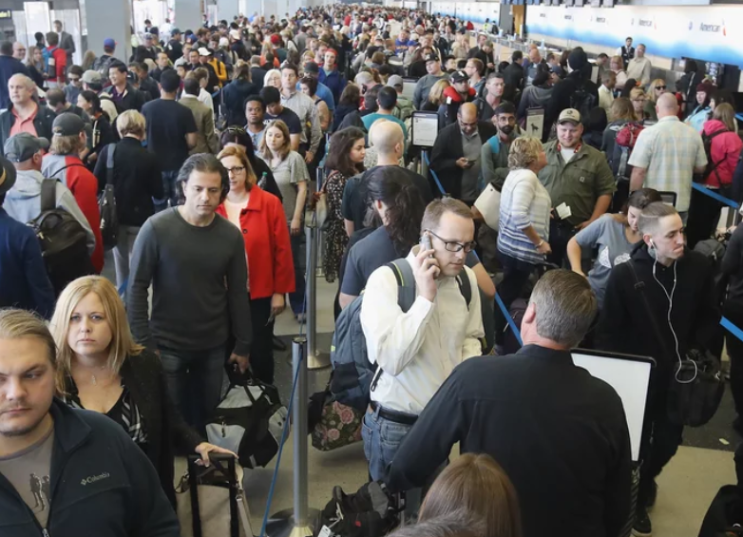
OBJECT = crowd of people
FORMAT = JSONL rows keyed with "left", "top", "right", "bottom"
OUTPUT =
{"left": 0, "top": 4, "right": 741, "bottom": 537}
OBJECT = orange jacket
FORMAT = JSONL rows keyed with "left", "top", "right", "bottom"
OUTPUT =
{"left": 216, "top": 186, "right": 294, "bottom": 300}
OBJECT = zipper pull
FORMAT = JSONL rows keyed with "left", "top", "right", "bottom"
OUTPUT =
{"left": 221, "top": 420, "right": 226, "bottom": 437}
{"left": 43, "top": 529, "right": 50, "bottom": 537}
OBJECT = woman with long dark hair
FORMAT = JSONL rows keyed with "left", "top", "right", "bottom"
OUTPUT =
{"left": 338, "top": 166, "right": 427, "bottom": 309}
{"left": 333, "top": 83, "right": 361, "bottom": 131}
{"left": 78, "top": 90, "right": 114, "bottom": 169}
{"left": 322, "top": 127, "right": 366, "bottom": 282}
{"left": 220, "top": 126, "right": 282, "bottom": 201}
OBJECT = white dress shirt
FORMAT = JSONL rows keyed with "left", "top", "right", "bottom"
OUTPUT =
{"left": 198, "top": 88, "right": 214, "bottom": 115}
{"left": 360, "top": 251, "right": 484, "bottom": 415}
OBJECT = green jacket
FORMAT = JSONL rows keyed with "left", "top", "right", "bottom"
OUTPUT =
{"left": 538, "top": 140, "right": 616, "bottom": 226}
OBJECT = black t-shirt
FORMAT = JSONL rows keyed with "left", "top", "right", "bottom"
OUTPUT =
{"left": 264, "top": 107, "right": 302, "bottom": 135}
{"left": 141, "top": 99, "right": 198, "bottom": 171}
{"left": 341, "top": 166, "right": 434, "bottom": 232}
{"left": 340, "top": 226, "right": 400, "bottom": 297}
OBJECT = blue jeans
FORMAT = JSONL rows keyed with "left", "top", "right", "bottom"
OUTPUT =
{"left": 154, "top": 170, "right": 180, "bottom": 212}
{"left": 362, "top": 407, "right": 423, "bottom": 517}
{"left": 159, "top": 345, "right": 225, "bottom": 432}
{"left": 290, "top": 230, "right": 306, "bottom": 315}
{"left": 362, "top": 407, "right": 415, "bottom": 481}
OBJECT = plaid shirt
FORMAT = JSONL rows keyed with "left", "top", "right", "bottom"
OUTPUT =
{"left": 628, "top": 116, "right": 707, "bottom": 212}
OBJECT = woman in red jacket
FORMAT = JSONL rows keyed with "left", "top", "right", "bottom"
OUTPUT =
{"left": 216, "top": 145, "right": 294, "bottom": 384}
{"left": 687, "top": 102, "right": 743, "bottom": 248}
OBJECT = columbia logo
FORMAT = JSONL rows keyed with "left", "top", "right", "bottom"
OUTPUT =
{"left": 81, "top": 472, "right": 110, "bottom": 486}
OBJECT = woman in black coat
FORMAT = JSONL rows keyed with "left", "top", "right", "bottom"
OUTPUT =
{"left": 93, "top": 110, "right": 163, "bottom": 292}
{"left": 222, "top": 63, "right": 259, "bottom": 126}
{"left": 51, "top": 276, "right": 235, "bottom": 507}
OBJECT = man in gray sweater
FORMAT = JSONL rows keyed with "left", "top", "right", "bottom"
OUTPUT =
{"left": 127, "top": 153, "right": 251, "bottom": 430}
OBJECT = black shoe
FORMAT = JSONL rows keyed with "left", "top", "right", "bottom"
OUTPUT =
{"left": 272, "top": 336, "right": 286, "bottom": 351}
{"left": 632, "top": 507, "right": 652, "bottom": 537}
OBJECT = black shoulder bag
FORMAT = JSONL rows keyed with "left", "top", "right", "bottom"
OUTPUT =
{"left": 626, "top": 261, "right": 724, "bottom": 427}
{"left": 99, "top": 143, "right": 119, "bottom": 250}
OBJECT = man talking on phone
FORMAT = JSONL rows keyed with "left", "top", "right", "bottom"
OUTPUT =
{"left": 359, "top": 198, "right": 484, "bottom": 486}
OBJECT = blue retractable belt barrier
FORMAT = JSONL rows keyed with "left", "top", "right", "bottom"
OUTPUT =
{"left": 423, "top": 152, "right": 446, "bottom": 196}
{"left": 722, "top": 316, "right": 743, "bottom": 343}
{"left": 691, "top": 182, "right": 739, "bottom": 209}
{"left": 495, "top": 292, "right": 523, "bottom": 346}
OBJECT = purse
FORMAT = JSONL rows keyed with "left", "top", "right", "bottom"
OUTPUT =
{"left": 311, "top": 398, "right": 363, "bottom": 452}
{"left": 627, "top": 262, "right": 724, "bottom": 427}
{"left": 305, "top": 188, "right": 329, "bottom": 230}
{"left": 98, "top": 143, "right": 119, "bottom": 250}
{"left": 473, "top": 182, "right": 501, "bottom": 231}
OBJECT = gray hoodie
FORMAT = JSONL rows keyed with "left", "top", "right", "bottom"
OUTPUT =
{"left": 4, "top": 168, "right": 96, "bottom": 255}
{"left": 517, "top": 85, "right": 554, "bottom": 120}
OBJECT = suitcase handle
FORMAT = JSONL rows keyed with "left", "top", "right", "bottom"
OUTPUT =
{"left": 187, "top": 454, "right": 241, "bottom": 537}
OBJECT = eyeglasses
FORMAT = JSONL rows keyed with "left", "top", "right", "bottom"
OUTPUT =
{"left": 426, "top": 229, "right": 476, "bottom": 253}
{"left": 225, "top": 166, "right": 246, "bottom": 174}
{"left": 655, "top": 85, "right": 667, "bottom": 90}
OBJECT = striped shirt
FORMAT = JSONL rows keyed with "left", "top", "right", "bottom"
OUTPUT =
{"left": 628, "top": 116, "right": 707, "bottom": 212}
{"left": 65, "top": 385, "right": 149, "bottom": 445}
{"left": 498, "top": 169, "right": 552, "bottom": 265}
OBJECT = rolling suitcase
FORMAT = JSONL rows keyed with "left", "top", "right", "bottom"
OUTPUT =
{"left": 177, "top": 454, "right": 255, "bottom": 537}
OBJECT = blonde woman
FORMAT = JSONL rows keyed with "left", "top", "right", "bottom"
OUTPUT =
{"left": 609, "top": 55, "right": 628, "bottom": 90}
{"left": 495, "top": 136, "right": 551, "bottom": 345}
{"left": 629, "top": 87, "right": 648, "bottom": 122}
{"left": 259, "top": 120, "right": 310, "bottom": 320}
{"left": 643, "top": 78, "right": 667, "bottom": 121}
{"left": 423, "top": 79, "right": 451, "bottom": 112}
{"left": 51, "top": 276, "right": 234, "bottom": 507}
{"left": 264, "top": 68, "right": 281, "bottom": 89}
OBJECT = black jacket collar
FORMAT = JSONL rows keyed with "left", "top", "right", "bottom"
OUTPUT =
{"left": 515, "top": 344, "right": 574, "bottom": 366}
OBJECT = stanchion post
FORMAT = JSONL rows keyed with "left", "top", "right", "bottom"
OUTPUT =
{"left": 293, "top": 337, "right": 309, "bottom": 529}
{"left": 265, "top": 337, "right": 318, "bottom": 537}
{"left": 305, "top": 225, "right": 330, "bottom": 370}
{"left": 420, "top": 150, "right": 429, "bottom": 179}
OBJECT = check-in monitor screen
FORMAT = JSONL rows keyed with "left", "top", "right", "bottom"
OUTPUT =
{"left": 571, "top": 351, "right": 653, "bottom": 462}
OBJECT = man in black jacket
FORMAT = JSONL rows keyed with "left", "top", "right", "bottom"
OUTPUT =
{"left": 596, "top": 202, "right": 721, "bottom": 537}
{"left": 429, "top": 102, "right": 496, "bottom": 203}
{"left": 386, "top": 270, "right": 632, "bottom": 537}
{"left": 544, "top": 48, "right": 599, "bottom": 140}
{"left": 0, "top": 308, "right": 179, "bottom": 537}
{"left": 0, "top": 74, "right": 56, "bottom": 156}
{"left": 502, "top": 50, "right": 525, "bottom": 91}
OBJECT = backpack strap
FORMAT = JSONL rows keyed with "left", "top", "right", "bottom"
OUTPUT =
{"left": 106, "top": 143, "right": 116, "bottom": 186}
{"left": 49, "top": 162, "right": 87, "bottom": 180}
{"left": 387, "top": 259, "right": 417, "bottom": 312}
{"left": 40, "top": 179, "right": 56, "bottom": 213}
{"left": 455, "top": 269, "right": 472, "bottom": 310}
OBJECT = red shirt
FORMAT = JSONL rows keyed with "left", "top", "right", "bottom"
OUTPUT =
{"left": 9, "top": 104, "right": 38, "bottom": 137}
{"left": 216, "top": 186, "right": 295, "bottom": 300}
{"left": 46, "top": 46, "right": 67, "bottom": 83}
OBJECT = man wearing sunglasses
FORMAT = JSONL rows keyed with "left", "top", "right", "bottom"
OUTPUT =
{"left": 359, "top": 197, "right": 484, "bottom": 488}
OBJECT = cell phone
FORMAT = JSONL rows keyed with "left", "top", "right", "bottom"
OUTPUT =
{"left": 420, "top": 233, "right": 433, "bottom": 256}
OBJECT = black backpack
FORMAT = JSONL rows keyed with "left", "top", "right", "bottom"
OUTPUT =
{"left": 696, "top": 129, "right": 728, "bottom": 186}
{"left": 98, "top": 144, "right": 119, "bottom": 250}
{"left": 570, "top": 82, "right": 597, "bottom": 126}
{"left": 27, "top": 180, "right": 95, "bottom": 295}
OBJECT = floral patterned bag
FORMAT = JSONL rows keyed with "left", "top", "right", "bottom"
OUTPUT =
{"left": 311, "top": 400, "right": 363, "bottom": 452}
